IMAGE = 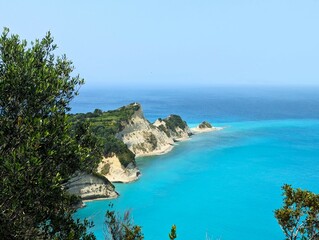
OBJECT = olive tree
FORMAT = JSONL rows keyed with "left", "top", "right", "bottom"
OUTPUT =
{"left": 0, "top": 28, "right": 97, "bottom": 239}
{"left": 275, "top": 184, "right": 319, "bottom": 240}
{"left": 104, "top": 205, "right": 144, "bottom": 240}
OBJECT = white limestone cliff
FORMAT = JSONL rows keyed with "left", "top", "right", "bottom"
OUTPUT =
{"left": 115, "top": 103, "right": 192, "bottom": 157}
{"left": 64, "top": 172, "right": 118, "bottom": 201}
{"left": 97, "top": 154, "right": 140, "bottom": 183}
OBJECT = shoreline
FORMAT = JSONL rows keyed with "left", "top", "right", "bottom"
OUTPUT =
{"left": 84, "top": 125, "right": 224, "bottom": 203}
{"left": 105, "top": 175, "right": 139, "bottom": 183}
{"left": 83, "top": 194, "right": 118, "bottom": 203}
{"left": 191, "top": 126, "right": 224, "bottom": 134}
{"left": 135, "top": 126, "right": 224, "bottom": 158}
{"left": 135, "top": 144, "right": 174, "bottom": 158}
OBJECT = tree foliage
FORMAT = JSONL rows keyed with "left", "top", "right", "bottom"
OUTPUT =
{"left": 169, "top": 225, "right": 177, "bottom": 240}
{"left": 105, "top": 205, "right": 144, "bottom": 240}
{"left": 0, "top": 28, "right": 96, "bottom": 239}
{"left": 69, "top": 105, "right": 137, "bottom": 168}
{"left": 105, "top": 206, "right": 180, "bottom": 240}
{"left": 275, "top": 184, "right": 319, "bottom": 240}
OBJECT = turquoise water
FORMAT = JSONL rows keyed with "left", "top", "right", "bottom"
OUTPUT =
{"left": 73, "top": 87, "right": 319, "bottom": 239}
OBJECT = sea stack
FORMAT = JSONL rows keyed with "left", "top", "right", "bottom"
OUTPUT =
{"left": 191, "top": 121, "right": 220, "bottom": 133}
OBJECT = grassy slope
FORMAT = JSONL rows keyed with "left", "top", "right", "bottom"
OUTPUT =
{"left": 69, "top": 104, "right": 140, "bottom": 168}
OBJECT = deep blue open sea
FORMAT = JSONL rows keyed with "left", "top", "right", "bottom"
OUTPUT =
{"left": 73, "top": 85, "right": 319, "bottom": 240}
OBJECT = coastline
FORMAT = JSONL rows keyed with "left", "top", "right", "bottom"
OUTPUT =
{"left": 135, "top": 144, "right": 174, "bottom": 158}
{"left": 83, "top": 194, "right": 118, "bottom": 203}
{"left": 81, "top": 124, "right": 224, "bottom": 203}
{"left": 135, "top": 126, "right": 223, "bottom": 158}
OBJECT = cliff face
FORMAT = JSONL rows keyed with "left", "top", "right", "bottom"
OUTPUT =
{"left": 116, "top": 103, "right": 191, "bottom": 157}
{"left": 64, "top": 172, "right": 118, "bottom": 201}
{"left": 97, "top": 154, "right": 140, "bottom": 183}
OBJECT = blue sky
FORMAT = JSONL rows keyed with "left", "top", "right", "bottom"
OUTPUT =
{"left": 1, "top": 0, "right": 319, "bottom": 88}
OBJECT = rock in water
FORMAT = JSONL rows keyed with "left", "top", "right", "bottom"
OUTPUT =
{"left": 198, "top": 121, "right": 213, "bottom": 129}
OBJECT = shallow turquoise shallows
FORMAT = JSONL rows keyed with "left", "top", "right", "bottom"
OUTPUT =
{"left": 73, "top": 86, "right": 319, "bottom": 239}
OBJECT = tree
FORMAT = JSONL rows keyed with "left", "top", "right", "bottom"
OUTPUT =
{"left": 0, "top": 28, "right": 97, "bottom": 239}
{"left": 275, "top": 184, "right": 319, "bottom": 240}
{"left": 169, "top": 225, "right": 177, "bottom": 240}
{"left": 104, "top": 205, "right": 179, "bottom": 240}
{"left": 105, "top": 205, "right": 144, "bottom": 240}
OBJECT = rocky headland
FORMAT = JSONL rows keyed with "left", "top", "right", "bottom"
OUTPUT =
{"left": 67, "top": 103, "right": 220, "bottom": 202}
{"left": 115, "top": 103, "right": 192, "bottom": 157}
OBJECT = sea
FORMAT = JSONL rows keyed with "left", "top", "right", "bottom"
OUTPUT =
{"left": 72, "top": 85, "right": 319, "bottom": 240}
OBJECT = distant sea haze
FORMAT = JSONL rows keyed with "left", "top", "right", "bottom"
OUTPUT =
{"left": 74, "top": 86, "right": 319, "bottom": 239}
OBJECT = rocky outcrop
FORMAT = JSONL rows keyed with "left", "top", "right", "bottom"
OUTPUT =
{"left": 191, "top": 121, "right": 222, "bottom": 133}
{"left": 97, "top": 154, "right": 140, "bottom": 183}
{"left": 116, "top": 103, "right": 174, "bottom": 156}
{"left": 115, "top": 103, "right": 192, "bottom": 157}
{"left": 153, "top": 115, "right": 192, "bottom": 141}
{"left": 198, "top": 121, "right": 213, "bottom": 129}
{"left": 64, "top": 172, "right": 118, "bottom": 201}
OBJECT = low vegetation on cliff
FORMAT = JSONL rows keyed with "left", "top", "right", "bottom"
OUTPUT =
{"left": 69, "top": 104, "right": 139, "bottom": 168}
{"left": 157, "top": 115, "right": 189, "bottom": 137}
{"left": 198, "top": 121, "right": 213, "bottom": 129}
{"left": 163, "top": 115, "right": 188, "bottom": 131}
{"left": 70, "top": 104, "right": 140, "bottom": 134}
{"left": 154, "top": 115, "right": 191, "bottom": 141}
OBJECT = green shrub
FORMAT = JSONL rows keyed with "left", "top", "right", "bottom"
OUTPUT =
{"left": 198, "top": 121, "right": 212, "bottom": 129}
{"left": 100, "top": 163, "right": 111, "bottom": 175}
{"left": 164, "top": 115, "right": 187, "bottom": 131}
{"left": 69, "top": 104, "right": 138, "bottom": 169}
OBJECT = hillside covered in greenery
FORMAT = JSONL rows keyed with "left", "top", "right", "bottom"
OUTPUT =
{"left": 69, "top": 104, "right": 140, "bottom": 168}
{"left": 156, "top": 114, "right": 189, "bottom": 138}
